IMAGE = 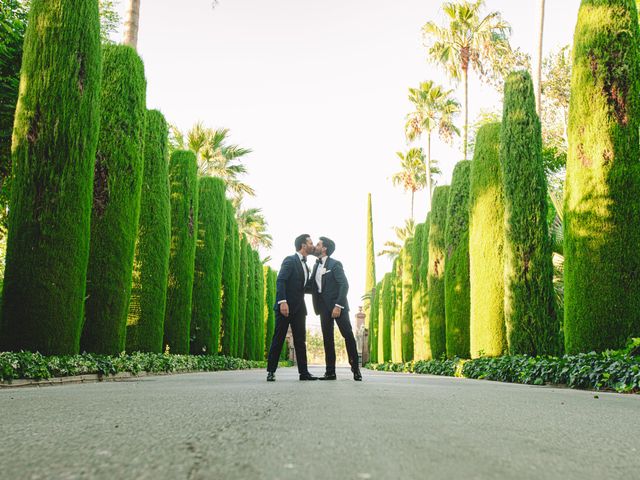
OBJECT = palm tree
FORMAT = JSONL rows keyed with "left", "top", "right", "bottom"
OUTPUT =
{"left": 170, "top": 122, "right": 254, "bottom": 200}
{"left": 236, "top": 206, "right": 273, "bottom": 250}
{"left": 405, "top": 80, "right": 460, "bottom": 211}
{"left": 423, "top": 0, "right": 511, "bottom": 160}
{"left": 391, "top": 148, "right": 428, "bottom": 220}
{"left": 536, "top": 0, "right": 546, "bottom": 115}
{"left": 377, "top": 219, "right": 415, "bottom": 260}
{"left": 123, "top": 0, "right": 141, "bottom": 49}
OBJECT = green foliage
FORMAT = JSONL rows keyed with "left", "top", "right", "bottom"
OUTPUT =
{"left": 392, "top": 257, "right": 403, "bottom": 362}
{"left": 501, "top": 70, "right": 559, "bottom": 356}
{"left": 411, "top": 223, "right": 425, "bottom": 360}
{"left": 190, "top": 176, "right": 227, "bottom": 355}
{"left": 0, "top": 0, "right": 28, "bottom": 236}
{"left": 445, "top": 161, "right": 471, "bottom": 359}
{"left": 264, "top": 267, "right": 276, "bottom": 360}
{"left": 0, "top": 351, "right": 293, "bottom": 382}
{"left": 237, "top": 236, "right": 249, "bottom": 358}
{"left": 253, "top": 250, "right": 265, "bottom": 360}
{"left": 469, "top": 123, "right": 507, "bottom": 358}
{"left": 368, "top": 281, "right": 380, "bottom": 363}
{"left": 364, "top": 193, "right": 376, "bottom": 323}
{"left": 126, "top": 110, "right": 171, "bottom": 353}
{"left": 379, "top": 273, "right": 392, "bottom": 362}
{"left": 401, "top": 241, "right": 414, "bottom": 362}
{"left": 418, "top": 215, "right": 432, "bottom": 360}
{"left": 368, "top": 358, "right": 457, "bottom": 376}
{"left": 427, "top": 186, "right": 449, "bottom": 359}
{"left": 0, "top": 0, "right": 101, "bottom": 355}
{"left": 220, "top": 201, "right": 239, "bottom": 356}
{"left": 82, "top": 44, "right": 146, "bottom": 355}
{"left": 564, "top": 0, "right": 640, "bottom": 354}
{"left": 163, "top": 151, "right": 199, "bottom": 354}
{"left": 244, "top": 246, "right": 256, "bottom": 359}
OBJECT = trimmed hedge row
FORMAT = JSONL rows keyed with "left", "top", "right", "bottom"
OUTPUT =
{"left": 367, "top": 340, "right": 640, "bottom": 393}
{"left": 0, "top": 352, "right": 293, "bottom": 383}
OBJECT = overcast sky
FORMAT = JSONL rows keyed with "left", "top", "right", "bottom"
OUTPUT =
{"left": 113, "top": 0, "right": 580, "bottom": 330}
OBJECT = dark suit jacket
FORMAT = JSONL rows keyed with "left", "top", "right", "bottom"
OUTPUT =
{"left": 274, "top": 254, "right": 309, "bottom": 316}
{"left": 309, "top": 257, "right": 350, "bottom": 315}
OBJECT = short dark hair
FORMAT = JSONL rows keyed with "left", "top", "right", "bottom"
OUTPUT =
{"left": 295, "top": 234, "right": 310, "bottom": 251}
{"left": 319, "top": 236, "right": 335, "bottom": 256}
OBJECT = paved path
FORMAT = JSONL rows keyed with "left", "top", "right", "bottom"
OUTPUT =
{"left": 1, "top": 367, "right": 639, "bottom": 479}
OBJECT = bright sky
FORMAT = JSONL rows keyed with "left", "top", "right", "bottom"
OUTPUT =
{"left": 114, "top": 0, "right": 580, "bottom": 330}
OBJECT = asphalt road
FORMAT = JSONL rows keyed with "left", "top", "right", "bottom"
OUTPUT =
{"left": 1, "top": 366, "right": 638, "bottom": 480}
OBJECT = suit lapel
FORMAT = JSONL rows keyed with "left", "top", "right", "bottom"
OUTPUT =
{"left": 322, "top": 257, "right": 332, "bottom": 291}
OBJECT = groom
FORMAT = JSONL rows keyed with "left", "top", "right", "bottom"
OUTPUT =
{"left": 266, "top": 234, "right": 318, "bottom": 381}
{"left": 309, "top": 236, "right": 361, "bottom": 381}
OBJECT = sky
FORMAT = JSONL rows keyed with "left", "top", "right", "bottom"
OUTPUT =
{"left": 113, "top": 0, "right": 580, "bottom": 331}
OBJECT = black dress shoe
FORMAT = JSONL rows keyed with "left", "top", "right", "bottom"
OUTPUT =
{"left": 353, "top": 370, "right": 362, "bottom": 381}
{"left": 318, "top": 373, "right": 337, "bottom": 380}
{"left": 267, "top": 372, "right": 275, "bottom": 382}
{"left": 299, "top": 373, "right": 318, "bottom": 381}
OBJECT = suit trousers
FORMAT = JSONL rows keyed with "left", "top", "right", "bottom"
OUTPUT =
{"left": 266, "top": 308, "right": 309, "bottom": 374}
{"left": 320, "top": 309, "right": 359, "bottom": 374}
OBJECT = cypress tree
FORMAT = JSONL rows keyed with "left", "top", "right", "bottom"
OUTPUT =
{"left": 378, "top": 274, "right": 391, "bottom": 362}
{"left": 501, "top": 70, "right": 559, "bottom": 356}
{"left": 412, "top": 223, "right": 428, "bottom": 360}
{"left": 221, "top": 201, "right": 238, "bottom": 356}
{"left": 0, "top": 0, "right": 101, "bottom": 354}
{"left": 163, "top": 150, "right": 199, "bottom": 354}
{"left": 81, "top": 44, "right": 146, "bottom": 355}
{"left": 392, "top": 256, "right": 403, "bottom": 363}
{"left": 253, "top": 250, "right": 265, "bottom": 360}
{"left": 190, "top": 176, "right": 227, "bottom": 355}
{"left": 564, "top": 0, "right": 640, "bottom": 353}
{"left": 428, "top": 185, "right": 449, "bottom": 359}
{"left": 244, "top": 245, "right": 256, "bottom": 359}
{"left": 231, "top": 217, "right": 241, "bottom": 356}
{"left": 264, "top": 268, "right": 277, "bottom": 360}
{"left": 401, "top": 240, "right": 414, "bottom": 362}
{"left": 368, "top": 282, "right": 380, "bottom": 363}
{"left": 419, "top": 216, "right": 432, "bottom": 360}
{"left": 444, "top": 161, "right": 472, "bottom": 359}
{"left": 126, "top": 109, "right": 171, "bottom": 353}
{"left": 365, "top": 193, "right": 377, "bottom": 323}
{"left": 469, "top": 123, "right": 507, "bottom": 358}
{"left": 237, "top": 236, "right": 249, "bottom": 358}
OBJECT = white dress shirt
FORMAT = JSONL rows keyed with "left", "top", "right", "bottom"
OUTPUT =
{"left": 315, "top": 256, "right": 327, "bottom": 292}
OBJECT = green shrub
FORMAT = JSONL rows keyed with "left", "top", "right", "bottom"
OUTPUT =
{"left": 445, "top": 161, "right": 471, "bottom": 359}
{"left": 469, "top": 123, "right": 507, "bottom": 358}
{"left": 392, "top": 256, "right": 403, "bottom": 363}
{"left": 401, "top": 240, "right": 414, "bottom": 362}
{"left": 163, "top": 151, "right": 199, "bottom": 354}
{"left": 126, "top": 110, "right": 171, "bottom": 353}
{"left": 379, "top": 273, "right": 393, "bottom": 362}
{"left": 264, "top": 267, "right": 276, "bottom": 360}
{"left": 419, "top": 215, "right": 432, "bottom": 360}
{"left": 253, "top": 250, "right": 265, "bottom": 360}
{"left": 0, "top": 0, "right": 101, "bottom": 355}
{"left": 244, "top": 244, "right": 256, "bottom": 359}
{"left": 237, "top": 236, "right": 249, "bottom": 358}
{"left": 564, "top": 0, "right": 640, "bottom": 353}
{"left": 501, "top": 70, "right": 559, "bottom": 356}
{"left": 220, "top": 201, "right": 238, "bottom": 356}
{"left": 427, "top": 186, "right": 449, "bottom": 359}
{"left": 190, "top": 176, "right": 227, "bottom": 355}
{"left": 368, "top": 281, "right": 380, "bottom": 364}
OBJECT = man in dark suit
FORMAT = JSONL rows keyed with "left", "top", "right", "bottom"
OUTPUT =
{"left": 309, "top": 236, "right": 361, "bottom": 381}
{"left": 266, "top": 234, "right": 318, "bottom": 381}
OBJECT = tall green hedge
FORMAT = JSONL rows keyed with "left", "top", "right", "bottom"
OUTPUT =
{"left": 428, "top": 186, "right": 449, "bottom": 359}
{"left": 379, "top": 273, "right": 392, "bottom": 362}
{"left": 81, "top": 44, "right": 146, "bottom": 355}
{"left": 163, "top": 150, "right": 199, "bottom": 354}
{"left": 564, "top": 0, "right": 640, "bottom": 353}
{"left": 237, "top": 236, "right": 249, "bottom": 358}
{"left": 253, "top": 250, "right": 265, "bottom": 360}
{"left": 501, "top": 70, "right": 559, "bottom": 356}
{"left": 220, "top": 201, "right": 238, "bottom": 356}
{"left": 264, "top": 267, "right": 276, "bottom": 360}
{"left": 469, "top": 123, "right": 507, "bottom": 358}
{"left": 0, "top": 0, "right": 101, "bottom": 355}
{"left": 401, "top": 240, "right": 414, "bottom": 362}
{"left": 244, "top": 244, "right": 256, "bottom": 359}
{"left": 190, "top": 176, "right": 227, "bottom": 355}
{"left": 365, "top": 193, "right": 376, "bottom": 323}
{"left": 412, "top": 223, "right": 429, "bottom": 360}
{"left": 369, "top": 281, "right": 380, "bottom": 363}
{"left": 126, "top": 109, "right": 171, "bottom": 353}
{"left": 419, "top": 216, "right": 432, "bottom": 360}
{"left": 392, "top": 257, "right": 403, "bottom": 363}
{"left": 231, "top": 219, "right": 241, "bottom": 356}
{"left": 445, "top": 161, "right": 471, "bottom": 359}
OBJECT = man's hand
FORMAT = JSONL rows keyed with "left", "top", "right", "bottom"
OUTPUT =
{"left": 331, "top": 306, "right": 342, "bottom": 319}
{"left": 280, "top": 302, "right": 290, "bottom": 317}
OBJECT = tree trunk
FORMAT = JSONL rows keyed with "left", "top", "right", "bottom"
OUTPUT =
{"left": 536, "top": 0, "right": 546, "bottom": 115}
{"left": 426, "top": 132, "right": 432, "bottom": 212}
{"left": 463, "top": 67, "right": 469, "bottom": 160}
{"left": 123, "top": 0, "right": 141, "bottom": 49}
